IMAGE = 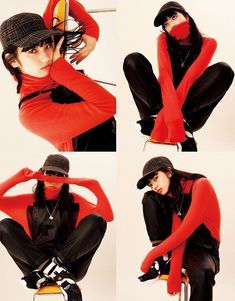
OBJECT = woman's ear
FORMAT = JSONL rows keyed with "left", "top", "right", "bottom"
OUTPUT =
{"left": 166, "top": 168, "right": 173, "bottom": 178}
{"left": 5, "top": 53, "right": 20, "bottom": 68}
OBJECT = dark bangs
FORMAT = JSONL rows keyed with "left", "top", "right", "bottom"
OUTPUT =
{"left": 21, "top": 36, "right": 53, "bottom": 52}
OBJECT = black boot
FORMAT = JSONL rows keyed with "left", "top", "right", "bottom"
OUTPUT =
{"left": 138, "top": 256, "right": 170, "bottom": 282}
{"left": 40, "top": 257, "right": 82, "bottom": 301}
{"left": 177, "top": 121, "right": 197, "bottom": 152}
{"left": 21, "top": 270, "right": 48, "bottom": 289}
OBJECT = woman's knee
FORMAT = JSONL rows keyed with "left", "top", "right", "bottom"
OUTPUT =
{"left": 142, "top": 191, "right": 161, "bottom": 208}
{"left": 123, "top": 52, "right": 147, "bottom": 72}
{"left": 214, "top": 62, "right": 234, "bottom": 86}
{"left": 0, "top": 218, "right": 21, "bottom": 236}
{"left": 84, "top": 214, "right": 107, "bottom": 235}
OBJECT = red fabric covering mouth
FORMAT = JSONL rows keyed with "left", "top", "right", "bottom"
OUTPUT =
{"left": 169, "top": 21, "right": 191, "bottom": 41}
{"left": 44, "top": 186, "right": 61, "bottom": 200}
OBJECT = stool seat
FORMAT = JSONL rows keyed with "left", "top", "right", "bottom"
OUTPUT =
{"left": 33, "top": 284, "right": 63, "bottom": 300}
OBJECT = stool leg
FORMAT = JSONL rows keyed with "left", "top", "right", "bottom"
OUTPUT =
{"left": 184, "top": 283, "right": 189, "bottom": 301}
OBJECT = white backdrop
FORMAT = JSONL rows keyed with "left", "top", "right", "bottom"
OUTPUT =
{"left": 0, "top": 151, "right": 116, "bottom": 301}
{"left": 118, "top": 0, "right": 235, "bottom": 152}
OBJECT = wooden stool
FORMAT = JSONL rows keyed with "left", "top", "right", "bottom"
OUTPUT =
{"left": 159, "top": 273, "right": 190, "bottom": 301}
{"left": 33, "top": 284, "right": 64, "bottom": 300}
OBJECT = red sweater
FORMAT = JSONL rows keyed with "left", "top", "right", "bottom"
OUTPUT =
{"left": 18, "top": 0, "right": 115, "bottom": 151}
{"left": 150, "top": 34, "right": 217, "bottom": 143}
{"left": 0, "top": 169, "right": 114, "bottom": 238}
{"left": 19, "top": 58, "right": 116, "bottom": 151}
{"left": 141, "top": 178, "right": 220, "bottom": 293}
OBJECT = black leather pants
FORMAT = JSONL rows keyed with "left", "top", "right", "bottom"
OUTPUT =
{"left": 0, "top": 214, "right": 106, "bottom": 281}
{"left": 142, "top": 191, "right": 219, "bottom": 301}
{"left": 123, "top": 52, "right": 234, "bottom": 132}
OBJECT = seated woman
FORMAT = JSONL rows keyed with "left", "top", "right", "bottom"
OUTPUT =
{"left": 137, "top": 156, "right": 220, "bottom": 301}
{"left": 123, "top": 1, "right": 234, "bottom": 151}
{"left": 0, "top": 0, "right": 116, "bottom": 151}
{"left": 0, "top": 154, "right": 114, "bottom": 301}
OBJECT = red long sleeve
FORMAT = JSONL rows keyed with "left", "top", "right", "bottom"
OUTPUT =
{"left": 0, "top": 171, "right": 114, "bottom": 237}
{"left": 150, "top": 34, "right": 217, "bottom": 143}
{"left": 43, "top": 0, "right": 99, "bottom": 39}
{"left": 19, "top": 57, "right": 116, "bottom": 151}
{"left": 141, "top": 178, "right": 220, "bottom": 292}
{"left": 34, "top": 173, "right": 114, "bottom": 222}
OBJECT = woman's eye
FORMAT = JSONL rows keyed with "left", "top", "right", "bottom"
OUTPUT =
{"left": 28, "top": 48, "right": 37, "bottom": 54}
{"left": 172, "top": 14, "right": 177, "bottom": 20}
{"left": 164, "top": 22, "right": 168, "bottom": 28}
{"left": 45, "top": 43, "right": 52, "bottom": 49}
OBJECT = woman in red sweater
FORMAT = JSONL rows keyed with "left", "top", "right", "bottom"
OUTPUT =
{"left": 123, "top": 1, "right": 233, "bottom": 151}
{"left": 137, "top": 156, "right": 220, "bottom": 301}
{"left": 0, "top": 0, "right": 116, "bottom": 151}
{"left": 0, "top": 154, "right": 114, "bottom": 301}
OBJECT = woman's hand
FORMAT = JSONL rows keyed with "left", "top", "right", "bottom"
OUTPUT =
{"left": 53, "top": 36, "right": 65, "bottom": 62}
{"left": 17, "top": 168, "right": 39, "bottom": 182}
{"left": 69, "top": 34, "right": 97, "bottom": 64}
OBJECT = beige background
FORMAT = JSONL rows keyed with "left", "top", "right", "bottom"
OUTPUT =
{"left": 0, "top": 152, "right": 116, "bottom": 301}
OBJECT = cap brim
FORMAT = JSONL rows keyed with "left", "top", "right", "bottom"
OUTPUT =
{"left": 13, "top": 29, "right": 62, "bottom": 48}
{"left": 137, "top": 171, "right": 156, "bottom": 189}
{"left": 154, "top": 7, "right": 185, "bottom": 27}
{"left": 41, "top": 166, "right": 68, "bottom": 176}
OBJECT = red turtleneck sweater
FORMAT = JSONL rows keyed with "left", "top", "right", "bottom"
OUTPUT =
{"left": 150, "top": 32, "right": 217, "bottom": 143}
{"left": 0, "top": 168, "right": 114, "bottom": 237}
{"left": 19, "top": 58, "right": 116, "bottom": 151}
{"left": 141, "top": 178, "right": 220, "bottom": 294}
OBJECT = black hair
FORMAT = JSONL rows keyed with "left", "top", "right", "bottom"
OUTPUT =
{"left": 161, "top": 10, "right": 203, "bottom": 56}
{"left": 2, "top": 37, "right": 53, "bottom": 93}
{"left": 148, "top": 167, "right": 205, "bottom": 200}
{"left": 33, "top": 181, "right": 74, "bottom": 209}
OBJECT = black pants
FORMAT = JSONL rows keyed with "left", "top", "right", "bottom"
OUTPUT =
{"left": 0, "top": 214, "right": 107, "bottom": 282}
{"left": 123, "top": 52, "right": 234, "bottom": 132}
{"left": 142, "top": 191, "right": 219, "bottom": 301}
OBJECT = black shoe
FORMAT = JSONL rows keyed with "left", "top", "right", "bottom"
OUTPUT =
{"left": 138, "top": 256, "right": 170, "bottom": 282}
{"left": 136, "top": 116, "right": 156, "bottom": 136}
{"left": 138, "top": 265, "right": 159, "bottom": 282}
{"left": 42, "top": 257, "right": 82, "bottom": 301}
{"left": 177, "top": 121, "right": 197, "bottom": 152}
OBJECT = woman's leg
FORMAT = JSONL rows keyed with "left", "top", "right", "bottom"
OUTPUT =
{"left": 123, "top": 52, "right": 163, "bottom": 119}
{"left": 142, "top": 191, "right": 172, "bottom": 245}
{"left": 55, "top": 214, "right": 107, "bottom": 281}
{"left": 0, "top": 218, "right": 49, "bottom": 274}
{"left": 182, "top": 62, "right": 234, "bottom": 131}
{"left": 185, "top": 245, "right": 219, "bottom": 301}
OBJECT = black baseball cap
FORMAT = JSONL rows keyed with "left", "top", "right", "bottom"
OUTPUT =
{"left": 154, "top": 1, "right": 187, "bottom": 27}
{"left": 137, "top": 156, "right": 174, "bottom": 189}
{"left": 0, "top": 12, "right": 62, "bottom": 50}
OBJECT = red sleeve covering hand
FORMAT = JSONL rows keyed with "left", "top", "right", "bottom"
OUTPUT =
{"left": 141, "top": 178, "right": 220, "bottom": 292}
{"left": 43, "top": 0, "right": 99, "bottom": 39}
{"left": 150, "top": 35, "right": 217, "bottom": 143}
{"left": 0, "top": 169, "right": 39, "bottom": 236}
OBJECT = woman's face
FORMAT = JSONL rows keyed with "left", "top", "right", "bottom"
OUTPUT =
{"left": 148, "top": 170, "right": 172, "bottom": 195}
{"left": 9, "top": 39, "right": 54, "bottom": 78}
{"left": 163, "top": 12, "right": 188, "bottom": 33}
{"left": 44, "top": 171, "right": 64, "bottom": 190}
